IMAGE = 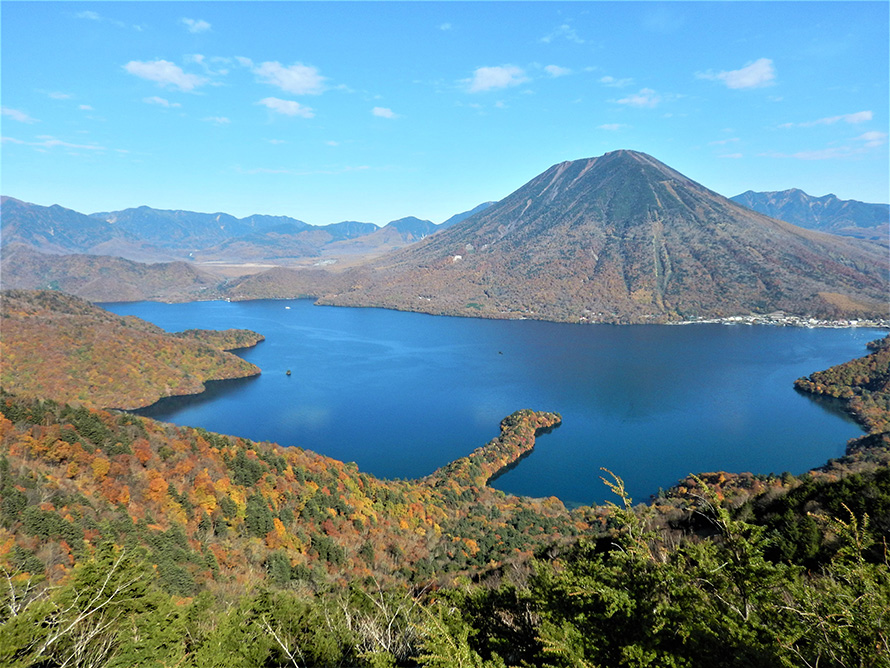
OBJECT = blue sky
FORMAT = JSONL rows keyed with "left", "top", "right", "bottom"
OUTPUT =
{"left": 2, "top": 1, "right": 888, "bottom": 226}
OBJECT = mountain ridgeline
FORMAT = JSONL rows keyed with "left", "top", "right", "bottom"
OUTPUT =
{"left": 2, "top": 150, "right": 888, "bottom": 323}
{"left": 0, "top": 196, "right": 446, "bottom": 265}
{"left": 731, "top": 188, "right": 889, "bottom": 241}
{"left": 316, "top": 150, "right": 889, "bottom": 323}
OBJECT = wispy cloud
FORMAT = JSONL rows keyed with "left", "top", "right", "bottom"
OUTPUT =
{"left": 599, "top": 75, "right": 634, "bottom": 88}
{"left": 181, "top": 18, "right": 211, "bottom": 33}
{"left": 697, "top": 58, "right": 776, "bottom": 89}
{"left": 541, "top": 23, "right": 584, "bottom": 44}
{"left": 2, "top": 135, "right": 105, "bottom": 151}
{"left": 252, "top": 61, "right": 326, "bottom": 95}
{"left": 78, "top": 105, "right": 93, "bottom": 111}
{"left": 544, "top": 65, "right": 571, "bottom": 78}
{"left": 708, "top": 137, "right": 740, "bottom": 146}
{"left": 143, "top": 96, "right": 182, "bottom": 108}
{"left": 372, "top": 107, "right": 399, "bottom": 119}
{"left": 614, "top": 88, "right": 662, "bottom": 108}
{"left": 47, "top": 91, "right": 73, "bottom": 100}
{"left": 760, "top": 137, "right": 883, "bottom": 160}
{"left": 124, "top": 60, "right": 207, "bottom": 92}
{"left": 1, "top": 107, "right": 38, "bottom": 123}
{"left": 202, "top": 116, "right": 230, "bottom": 125}
{"left": 186, "top": 54, "right": 230, "bottom": 77}
{"left": 258, "top": 97, "right": 315, "bottom": 118}
{"left": 779, "top": 110, "right": 873, "bottom": 128}
{"left": 75, "top": 10, "right": 142, "bottom": 31}
{"left": 439, "top": 22, "right": 452, "bottom": 31}
{"left": 856, "top": 131, "right": 887, "bottom": 147}
{"left": 598, "top": 124, "right": 627, "bottom": 131}
{"left": 719, "top": 153, "right": 743, "bottom": 159}
{"left": 465, "top": 65, "right": 529, "bottom": 93}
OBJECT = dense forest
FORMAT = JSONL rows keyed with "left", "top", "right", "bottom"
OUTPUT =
{"left": 0, "top": 290, "right": 264, "bottom": 409}
{"left": 1, "top": 288, "right": 888, "bottom": 666}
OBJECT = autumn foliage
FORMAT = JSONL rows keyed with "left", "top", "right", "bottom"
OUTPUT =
{"left": 0, "top": 290, "right": 263, "bottom": 410}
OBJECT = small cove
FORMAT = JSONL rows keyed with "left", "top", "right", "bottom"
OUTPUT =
{"left": 103, "top": 299, "right": 881, "bottom": 507}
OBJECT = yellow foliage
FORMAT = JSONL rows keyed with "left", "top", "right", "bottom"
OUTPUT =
{"left": 91, "top": 456, "right": 111, "bottom": 482}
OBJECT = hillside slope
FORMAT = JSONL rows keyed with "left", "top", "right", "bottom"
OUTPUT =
{"left": 0, "top": 244, "right": 222, "bottom": 301}
{"left": 317, "top": 150, "right": 889, "bottom": 323}
{"left": 0, "top": 290, "right": 263, "bottom": 409}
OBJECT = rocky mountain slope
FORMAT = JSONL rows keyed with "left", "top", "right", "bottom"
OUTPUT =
{"left": 731, "top": 188, "right": 889, "bottom": 241}
{"left": 316, "top": 150, "right": 889, "bottom": 323}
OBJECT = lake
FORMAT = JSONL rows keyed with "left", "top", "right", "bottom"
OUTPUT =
{"left": 102, "top": 299, "right": 881, "bottom": 507}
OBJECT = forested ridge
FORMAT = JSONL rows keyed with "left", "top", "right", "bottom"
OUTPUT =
{"left": 0, "top": 289, "right": 888, "bottom": 666}
{"left": 0, "top": 290, "right": 264, "bottom": 409}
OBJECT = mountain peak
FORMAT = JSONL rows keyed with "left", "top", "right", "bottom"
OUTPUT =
{"left": 322, "top": 150, "right": 888, "bottom": 323}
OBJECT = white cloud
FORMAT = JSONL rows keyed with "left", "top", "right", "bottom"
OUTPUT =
{"left": 79, "top": 105, "right": 94, "bottom": 111}
{"left": 856, "top": 131, "right": 887, "bottom": 147}
{"left": 796, "top": 110, "right": 873, "bottom": 127}
{"left": 697, "top": 58, "right": 776, "bottom": 89}
{"left": 124, "top": 60, "right": 207, "bottom": 91}
{"left": 258, "top": 97, "right": 315, "bottom": 118}
{"left": 544, "top": 65, "right": 571, "bottom": 78}
{"left": 1, "top": 107, "right": 37, "bottom": 123}
{"left": 466, "top": 65, "right": 529, "bottom": 93}
{"left": 253, "top": 61, "right": 325, "bottom": 95}
{"left": 187, "top": 54, "right": 228, "bottom": 76}
{"left": 708, "top": 137, "right": 740, "bottom": 146}
{"left": 599, "top": 75, "right": 634, "bottom": 88}
{"left": 181, "top": 18, "right": 211, "bottom": 33}
{"left": 598, "top": 124, "right": 627, "bottom": 131}
{"left": 202, "top": 116, "right": 230, "bottom": 125}
{"left": 48, "top": 91, "right": 73, "bottom": 100}
{"left": 75, "top": 10, "right": 142, "bottom": 31}
{"left": 372, "top": 106, "right": 399, "bottom": 119}
{"left": 719, "top": 153, "right": 744, "bottom": 159}
{"left": 614, "top": 88, "right": 662, "bottom": 108}
{"left": 439, "top": 22, "right": 452, "bottom": 31}
{"left": 143, "top": 96, "right": 181, "bottom": 108}
{"left": 541, "top": 23, "right": 584, "bottom": 44}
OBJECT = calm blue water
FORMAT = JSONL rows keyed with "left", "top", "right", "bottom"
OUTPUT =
{"left": 102, "top": 299, "right": 880, "bottom": 507}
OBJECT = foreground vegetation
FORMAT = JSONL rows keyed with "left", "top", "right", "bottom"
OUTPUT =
{"left": 1, "top": 460, "right": 887, "bottom": 667}
{"left": 1, "top": 286, "right": 888, "bottom": 666}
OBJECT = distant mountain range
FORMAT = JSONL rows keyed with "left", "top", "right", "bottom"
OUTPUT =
{"left": 2, "top": 152, "right": 887, "bottom": 322}
{"left": 731, "top": 189, "right": 889, "bottom": 241}
{"left": 0, "top": 196, "right": 481, "bottom": 265}
{"left": 311, "top": 150, "right": 888, "bottom": 322}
